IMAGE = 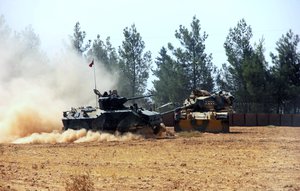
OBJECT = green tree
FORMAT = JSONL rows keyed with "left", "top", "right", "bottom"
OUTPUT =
{"left": 216, "top": 63, "right": 233, "bottom": 91}
{"left": 171, "top": 16, "right": 215, "bottom": 92}
{"left": 243, "top": 39, "right": 270, "bottom": 112}
{"left": 71, "top": 22, "right": 91, "bottom": 55}
{"left": 223, "top": 19, "right": 253, "bottom": 103}
{"left": 88, "top": 35, "right": 118, "bottom": 71}
{"left": 152, "top": 47, "right": 188, "bottom": 107}
{"left": 118, "top": 24, "right": 151, "bottom": 97}
{"left": 270, "top": 30, "right": 300, "bottom": 113}
{"left": 222, "top": 19, "right": 271, "bottom": 113}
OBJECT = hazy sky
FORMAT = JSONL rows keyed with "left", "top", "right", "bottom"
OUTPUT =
{"left": 1, "top": 0, "right": 300, "bottom": 67}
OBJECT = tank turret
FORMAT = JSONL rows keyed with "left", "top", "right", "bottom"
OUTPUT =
{"left": 97, "top": 90, "right": 153, "bottom": 111}
{"left": 181, "top": 90, "right": 234, "bottom": 112}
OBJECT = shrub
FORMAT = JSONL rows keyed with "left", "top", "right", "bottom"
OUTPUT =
{"left": 65, "top": 172, "right": 94, "bottom": 191}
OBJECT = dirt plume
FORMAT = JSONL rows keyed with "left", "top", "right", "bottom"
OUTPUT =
{"left": 13, "top": 129, "right": 143, "bottom": 144}
{"left": 0, "top": 21, "right": 118, "bottom": 143}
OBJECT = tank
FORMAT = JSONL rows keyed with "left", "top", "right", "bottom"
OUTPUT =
{"left": 62, "top": 89, "right": 164, "bottom": 135}
{"left": 174, "top": 90, "right": 234, "bottom": 133}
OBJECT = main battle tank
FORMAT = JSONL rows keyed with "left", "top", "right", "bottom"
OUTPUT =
{"left": 62, "top": 89, "right": 164, "bottom": 135}
{"left": 174, "top": 89, "right": 234, "bottom": 133}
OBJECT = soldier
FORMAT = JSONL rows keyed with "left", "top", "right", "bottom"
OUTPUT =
{"left": 103, "top": 91, "right": 108, "bottom": 97}
{"left": 111, "top": 90, "right": 118, "bottom": 98}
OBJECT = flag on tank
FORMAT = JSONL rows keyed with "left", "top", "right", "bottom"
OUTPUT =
{"left": 89, "top": 59, "right": 94, "bottom": 67}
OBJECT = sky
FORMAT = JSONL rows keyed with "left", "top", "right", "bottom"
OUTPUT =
{"left": 0, "top": 0, "right": 300, "bottom": 67}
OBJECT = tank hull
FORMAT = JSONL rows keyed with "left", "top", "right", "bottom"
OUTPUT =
{"left": 174, "top": 118, "right": 229, "bottom": 133}
{"left": 62, "top": 107, "right": 163, "bottom": 134}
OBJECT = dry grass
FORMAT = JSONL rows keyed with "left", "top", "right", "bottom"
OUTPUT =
{"left": 65, "top": 172, "right": 94, "bottom": 191}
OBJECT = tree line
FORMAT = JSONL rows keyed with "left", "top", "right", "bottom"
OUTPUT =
{"left": 1, "top": 14, "right": 298, "bottom": 114}
{"left": 72, "top": 16, "right": 299, "bottom": 114}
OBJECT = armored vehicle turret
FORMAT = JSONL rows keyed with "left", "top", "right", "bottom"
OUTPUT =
{"left": 62, "top": 89, "right": 164, "bottom": 135}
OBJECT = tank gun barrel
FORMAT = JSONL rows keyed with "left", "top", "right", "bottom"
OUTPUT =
{"left": 127, "top": 94, "right": 153, "bottom": 101}
{"left": 160, "top": 104, "right": 192, "bottom": 115}
{"left": 157, "top": 102, "right": 173, "bottom": 110}
{"left": 174, "top": 102, "right": 195, "bottom": 111}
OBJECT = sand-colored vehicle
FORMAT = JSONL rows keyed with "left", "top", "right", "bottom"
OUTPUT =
{"left": 174, "top": 90, "right": 234, "bottom": 133}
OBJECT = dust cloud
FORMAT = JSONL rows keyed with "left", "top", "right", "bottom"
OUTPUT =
{"left": 0, "top": 23, "right": 118, "bottom": 143}
{"left": 13, "top": 129, "right": 142, "bottom": 144}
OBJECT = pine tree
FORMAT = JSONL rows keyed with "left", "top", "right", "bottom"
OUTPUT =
{"left": 88, "top": 35, "right": 118, "bottom": 71}
{"left": 153, "top": 47, "right": 188, "bottom": 106}
{"left": 270, "top": 30, "right": 300, "bottom": 113}
{"left": 171, "top": 16, "right": 215, "bottom": 92}
{"left": 222, "top": 19, "right": 271, "bottom": 112}
{"left": 223, "top": 19, "right": 253, "bottom": 103}
{"left": 243, "top": 39, "right": 270, "bottom": 112}
{"left": 118, "top": 24, "right": 151, "bottom": 97}
{"left": 71, "top": 22, "right": 91, "bottom": 55}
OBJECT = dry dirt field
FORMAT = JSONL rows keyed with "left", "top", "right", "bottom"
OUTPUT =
{"left": 0, "top": 126, "right": 299, "bottom": 191}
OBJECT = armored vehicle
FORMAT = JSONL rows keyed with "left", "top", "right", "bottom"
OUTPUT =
{"left": 174, "top": 90, "right": 234, "bottom": 133}
{"left": 62, "top": 89, "right": 164, "bottom": 135}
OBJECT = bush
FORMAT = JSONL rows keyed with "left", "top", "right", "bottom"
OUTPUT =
{"left": 65, "top": 172, "right": 94, "bottom": 191}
